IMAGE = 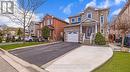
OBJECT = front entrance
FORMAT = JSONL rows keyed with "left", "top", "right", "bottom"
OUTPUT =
{"left": 85, "top": 26, "right": 95, "bottom": 39}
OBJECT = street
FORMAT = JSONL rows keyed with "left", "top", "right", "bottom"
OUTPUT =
{"left": 9, "top": 42, "right": 80, "bottom": 67}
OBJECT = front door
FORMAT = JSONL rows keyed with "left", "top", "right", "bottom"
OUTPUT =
{"left": 86, "top": 26, "right": 95, "bottom": 39}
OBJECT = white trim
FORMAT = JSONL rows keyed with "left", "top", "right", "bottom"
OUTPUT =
{"left": 77, "top": 17, "right": 81, "bottom": 22}
{"left": 95, "top": 23, "right": 98, "bottom": 33}
{"left": 47, "top": 19, "right": 52, "bottom": 25}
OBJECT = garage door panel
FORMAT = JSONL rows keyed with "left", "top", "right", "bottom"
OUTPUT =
{"left": 66, "top": 31, "right": 79, "bottom": 42}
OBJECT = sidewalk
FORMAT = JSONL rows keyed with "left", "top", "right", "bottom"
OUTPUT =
{"left": 0, "top": 49, "right": 48, "bottom": 72}
{"left": 109, "top": 43, "right": 121, "bottom": 51}
{"left": 45, "top": 46, "right": 113, "bottom": 72}
{"left": 0, "top": 42, "right": 23, "bottom": 46}
{"left": 0, "top": 57, "right": 17, "bottom": 72}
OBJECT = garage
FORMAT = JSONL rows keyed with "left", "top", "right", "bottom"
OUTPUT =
{"left": 66, "top": 31, "right": 79, "bottom": 42}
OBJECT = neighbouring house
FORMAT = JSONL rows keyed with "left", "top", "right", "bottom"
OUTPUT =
{"left": 0, "top": 27, "right": 23, "bottom": 40}
{"left": 35, "top": 22, "right": 41, "bottom": 37}
{"left": 64, "top": 6, "right": 109, "bottom": 44}
{"left": 35, "top": 14, "right": 68, "bottom": 41}
{"left": 110, "top": 0, "right": 130, "bottom": 41}
{"left": 28, "top": 21, "right": 37, "bottom": 36}
{"left": 4, "top": 27, "right": 23, "bottom": 36}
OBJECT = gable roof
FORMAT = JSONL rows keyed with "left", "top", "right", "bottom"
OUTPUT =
{"left": 43, "top": 14, "right": 69, "bottom": 24}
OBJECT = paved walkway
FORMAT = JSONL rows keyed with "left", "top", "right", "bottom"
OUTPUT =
{"left": 45, "top": 46, "right": 113, "bottom": 72}
{"left": 0, "top": 57, "right": 18, "bottom": 72}
{"left": 109, "top": 43, "right": 121, "bottom": 51}
{"left": 0, "top": 50, "right": 17, "bottom": 72}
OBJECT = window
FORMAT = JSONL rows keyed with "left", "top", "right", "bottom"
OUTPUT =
{"left": 101, "top": 29, "right": 103, "bottom": 33}
{"left": 71, "top": 18, "right": 76, "bottom": 23}
{"left": 73, "top": 31, "right": 78, "bottom": 34}
{"left": 100, "top": 15, "right": 104, "bottom": 24}
{"left": 100, "top": 15, "right": 104, "bottom": 33}
{"left": 69, "top": 32, "right": 72, "bottom": 34}
{"left": 77, "top": 17, "right": 81, "bottom": 22}
{"left": 87, "top": 13, "right": 92, "bottom": 19}
{"left": 47, "top": 19, "right": 52, "bottom": 25}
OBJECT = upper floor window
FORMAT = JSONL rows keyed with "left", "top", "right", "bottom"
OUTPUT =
{"left": 100, "top": 15, "right": 104, "bottom": 24}
{"left": 77, "top": 17, "right": 81, "bottom": 22}
{"left": 87, "top": 13, "right": 92, "bottom": 19}
{"left": 47, "top": 19, "right": 52, "bottom": 25}
{"left": 100, "top": 15, "right": 104, "bottom": 33}
{"left": 71, "top": 18, "right": 76, "bottom": 23}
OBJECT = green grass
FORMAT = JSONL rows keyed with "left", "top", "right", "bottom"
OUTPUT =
{"left": 93, "top": 52, "right": 130, "bottom": 72}
{"left": 0, "top": 42, "right": 46, "bottom": 50}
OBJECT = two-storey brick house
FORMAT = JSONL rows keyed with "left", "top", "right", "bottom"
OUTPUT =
{"left": 35, "top": 14, "right": 68, "bottom": 41}
{"left": 64, "top": 6, "right": 109, "bottom": 44}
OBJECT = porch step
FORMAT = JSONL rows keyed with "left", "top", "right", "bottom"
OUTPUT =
{"left": 83, "top": 39, "right": 90, "bottom": 45}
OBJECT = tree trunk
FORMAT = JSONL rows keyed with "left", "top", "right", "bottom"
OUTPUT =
{"left": 121, "top": 33, "right": 125, "bottom": 48}
{"left": 23, "top": 13, "right": 26, "bottom": 43}
{"left": 23, "top": 25, "right": 26, "bottom": 43}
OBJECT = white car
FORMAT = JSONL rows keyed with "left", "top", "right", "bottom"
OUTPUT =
{"left": 24, "top": 37, "right": 33, "bottom": 42}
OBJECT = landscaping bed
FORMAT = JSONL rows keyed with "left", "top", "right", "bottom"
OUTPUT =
{"left": 0, "top": 42, "right": 46, "bottom": 50}
{"left": 93, "top": 52, "right": 130, "bottom": 72}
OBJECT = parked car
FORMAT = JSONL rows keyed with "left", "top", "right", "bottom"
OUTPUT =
{"left": 24, "top": 36, "right": 33, "bottom": 42}
{"left": 38, "top": 36, "right": 45, "bottom": 42}
{"left": 32, "top": 36, "right": 39, "bottom": 42}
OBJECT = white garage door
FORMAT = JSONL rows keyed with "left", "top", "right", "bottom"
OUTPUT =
{"left": 66, "top": 31, "right": 79, "bottom": 42}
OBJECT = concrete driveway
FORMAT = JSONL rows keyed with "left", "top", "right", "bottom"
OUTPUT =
{"left": 9, "top": 42, "right": 80, "bottom": 67}
{"left": 45, "top": 46, "right": 113, "bottom": 72}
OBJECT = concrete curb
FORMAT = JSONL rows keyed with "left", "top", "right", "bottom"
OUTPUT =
{"left": 91, "top": 47, "right": 113, "bottom": 72}
{"left": 0, "top": 49, "right": 4, "bottom": 55}
{"left": 0, "top": 48, "right": 48, "bottom": 72}
{"left": 0, "top": 42, "right": 23, "bottom": 46}
{"left": 41, "top": 44, "right": 81, "bottom": 69}
{"left": 9, "top": 41, "right": 62, "bottom": 51}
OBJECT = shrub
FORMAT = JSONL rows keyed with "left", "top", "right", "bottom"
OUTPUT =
{"left": 6, "top": 37, "right": 11, "bottom": 42}
{"left": 11, "top": 36, "right": 16, "bottom": 42}
{"left": 0, "top": 37, "right": 2, "bottom": 43}
{"left": 16, "top": 37, "right": 21, "bottom": 42}
{"left": 95, "top": 32, "right": 106, "bottom": 45}
{"left": 42, "top": 26, "right": 50, "bottom": 39}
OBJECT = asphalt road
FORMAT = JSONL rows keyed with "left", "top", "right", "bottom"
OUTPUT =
{"left": 9, "top": 42, "right": 80, "bottom": 67}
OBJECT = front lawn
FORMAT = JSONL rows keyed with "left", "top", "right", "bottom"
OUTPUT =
{"left": 93, "top": 52, "right": 130, "bottom": 72}
{"left": 0, "top": 42, "right": 46, "bottom": 50}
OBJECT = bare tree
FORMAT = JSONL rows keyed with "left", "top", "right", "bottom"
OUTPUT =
{"left": 1, "top": 0, "right": 47, "bottom": 42}
{"left": 115, "top": 13, "right": 130, "bottom": 48}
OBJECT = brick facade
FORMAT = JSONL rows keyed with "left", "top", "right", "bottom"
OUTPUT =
{"left": 64, "top": 6, "right": 109, "bottom": 43}
{"left": 35, "top": 14, "right": 68, "bottom": 41}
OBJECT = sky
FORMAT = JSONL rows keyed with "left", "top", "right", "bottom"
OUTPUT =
{"left": 35, "top": 0, "right": 127, "bottom": 22}
{"left": 0, "top": 0, "right": 128, "bottom": 27}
